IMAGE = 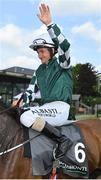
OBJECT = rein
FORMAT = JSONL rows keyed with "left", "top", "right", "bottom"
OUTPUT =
{"left": 0, "top": 106, "right": 16, "bottom": 114}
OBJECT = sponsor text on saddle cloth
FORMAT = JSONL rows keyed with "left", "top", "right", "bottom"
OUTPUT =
{"left": 29, "top": 123, "right": 89, "bottom": 178}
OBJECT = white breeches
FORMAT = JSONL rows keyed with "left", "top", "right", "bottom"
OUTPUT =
{"left": 20, "top": 101, "right": 70, "bottom": 127}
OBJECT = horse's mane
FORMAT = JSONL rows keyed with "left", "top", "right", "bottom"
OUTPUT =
{"left": 0, "top": 102, "right": 21, "bottom": 152}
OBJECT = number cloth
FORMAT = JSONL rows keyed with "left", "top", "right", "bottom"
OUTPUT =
{"left": 29, "top": 123, "right": 89, "bottom": 178}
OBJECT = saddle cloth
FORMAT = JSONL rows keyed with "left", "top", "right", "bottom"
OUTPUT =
{"left": 28, "top": 122, "right": 89, "bottom": 178}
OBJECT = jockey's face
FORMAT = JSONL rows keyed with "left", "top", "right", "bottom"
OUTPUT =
{"left": 37, "top": 48, "right": 51, "bottom": 64}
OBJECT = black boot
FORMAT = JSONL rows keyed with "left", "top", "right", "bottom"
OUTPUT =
{"left": 42, "top": 122, "right": 73, "bottom": 159}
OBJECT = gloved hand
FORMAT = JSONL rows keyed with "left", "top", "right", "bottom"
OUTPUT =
{"left": 11, "top": 99, "right": 23, "bottom": 107}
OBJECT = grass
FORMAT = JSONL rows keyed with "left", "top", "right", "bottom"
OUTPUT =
{"left": 75, "top": 114, "right": 101, "bottom": 120}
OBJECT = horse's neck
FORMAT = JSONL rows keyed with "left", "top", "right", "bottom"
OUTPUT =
{"left": 0, "top": 105, "right": 21, "bottom": 152}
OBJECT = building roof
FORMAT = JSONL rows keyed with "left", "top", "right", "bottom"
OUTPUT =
{"left": 3, "top": 66, "right": 34, "bottom": 75}
{"left": 0, "top": 66, "right": 35, "bottom": 79}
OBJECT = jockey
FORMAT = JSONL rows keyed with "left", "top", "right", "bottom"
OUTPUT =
{"left": 13, "top": 3, "right": 73, "bottom": 159}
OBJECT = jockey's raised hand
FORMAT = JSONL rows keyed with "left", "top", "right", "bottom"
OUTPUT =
{"left": 37, "top": 3, "right": 52, "bottom": 25}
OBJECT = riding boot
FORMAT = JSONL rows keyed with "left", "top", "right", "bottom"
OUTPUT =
{"left": 31, "top": 117, "right": 73, "bottom": 159}
{"left": 42, "top": 122, "right": 72, "bottom": 158}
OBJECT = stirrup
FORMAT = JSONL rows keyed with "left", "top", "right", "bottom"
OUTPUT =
{"left": 53, "top": 145, "right": 64, "bottom": 160}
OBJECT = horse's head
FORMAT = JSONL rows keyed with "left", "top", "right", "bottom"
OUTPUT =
{"left": 0, "top": 103, "right": 21, "bottom": 152}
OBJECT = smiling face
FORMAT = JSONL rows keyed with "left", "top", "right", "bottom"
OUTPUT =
{"left": 37, "top": 47, "right": 54, "bottom": 64}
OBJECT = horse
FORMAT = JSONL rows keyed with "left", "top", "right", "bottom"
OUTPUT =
{"left": 0, "top": 102, "right": 101, "bottom": 179}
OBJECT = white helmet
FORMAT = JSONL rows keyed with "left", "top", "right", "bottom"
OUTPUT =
{"left": 29, "top": 38, "right": 57, "bottom": 51}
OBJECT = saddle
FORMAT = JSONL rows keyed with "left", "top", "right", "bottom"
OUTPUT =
{"left": 23, "top": 122, "right": 89, "bottom": 178}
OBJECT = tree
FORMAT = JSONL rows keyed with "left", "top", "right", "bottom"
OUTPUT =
{"left": 72, "top": 64, "right": 82, "bottom": 94}
{"left": 72, "top": 63, "right": 97, "bottom": 96}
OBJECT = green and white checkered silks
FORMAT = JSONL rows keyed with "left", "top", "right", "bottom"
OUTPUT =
{"left": 22, "top": 23, "right": 71, "bottom": 107}
{"left": 47, "top": 23, "right": 70, "bottom": 69}
{"left": 23, "top": 71, "right": 38, "bottom": 108}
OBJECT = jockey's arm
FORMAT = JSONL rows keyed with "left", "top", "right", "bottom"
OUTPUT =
{"left": 37, "top": 3, "right": 70, "bottom": 69}
{"left": 47, "top": 23, "right": 71, "bottom": 69}
{"left": 12, "top": 72, "right": 41, "bottom": 108}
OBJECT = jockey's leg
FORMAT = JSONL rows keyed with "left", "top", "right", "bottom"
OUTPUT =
{"left": 33, "top": 117, "right": 73, "bottom": 159}
{"left": 20, "top": 101, "right": 73, "bottom": 158}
